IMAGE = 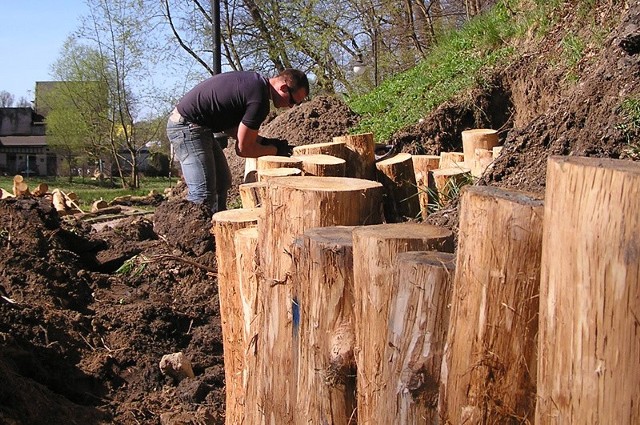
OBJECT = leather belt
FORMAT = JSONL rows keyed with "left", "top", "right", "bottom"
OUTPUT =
{"left": 169, "top": 107, "right": 187, "bottom": 124}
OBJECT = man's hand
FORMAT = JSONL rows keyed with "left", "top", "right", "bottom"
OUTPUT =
{"left": 260, "top": 137, "right": 294, "bottom": 157}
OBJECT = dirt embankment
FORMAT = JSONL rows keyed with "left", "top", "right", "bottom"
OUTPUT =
{"left": 0, "top": 2, "right": 638, "bottom": 424}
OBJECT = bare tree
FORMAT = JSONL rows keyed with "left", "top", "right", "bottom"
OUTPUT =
{"left": 0, "top": 91, "right": 15, "bottom": 107}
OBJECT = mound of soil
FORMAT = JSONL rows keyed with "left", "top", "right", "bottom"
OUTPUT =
{"left": 1, "top": 2, "right": 638, "bottom": 424}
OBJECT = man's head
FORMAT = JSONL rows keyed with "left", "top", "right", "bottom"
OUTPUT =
{"left": 270, "top": 69, "right": 310, "bottom": 108}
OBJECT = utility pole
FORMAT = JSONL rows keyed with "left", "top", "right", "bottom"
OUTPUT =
{"left": 211, "top": 0, "right": 222, "bottom": 75}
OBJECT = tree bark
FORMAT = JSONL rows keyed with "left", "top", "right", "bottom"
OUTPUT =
{"left": 440, "top": 186, "right": 543, "bottom": 424}
{"left": 256, "top": 176, "right": 384, "bottom": 424}
{"left": 385, "top": 251, "right": 456, "bottom": 424}
{"left": 352, "top": 223, "right": 454, "bottom": 424}
{"left": 211, "top": 208, "right": 262, "bottom": 425}
{"left": 333, "top": 133, "right": 376, "bottom": 180}
{"left": 536, "top": 156, "right": 640, "bottom": 424}
{"left": 294, "top": 154, "right": 346, "bottom": 177}
{"left": 375, "top": 152, "right": 421, "bottom": 222}
{"left": 294, "top": 226, "right": 358, "bottom": 425}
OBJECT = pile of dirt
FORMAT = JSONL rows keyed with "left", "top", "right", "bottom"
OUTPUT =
{"left": 0, "top": 2, "right": 638, "bottom": 424}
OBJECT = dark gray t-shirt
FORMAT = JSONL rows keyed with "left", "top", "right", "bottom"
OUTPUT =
{"left": 176, "top": 71, "right": 270, "bottom": 131}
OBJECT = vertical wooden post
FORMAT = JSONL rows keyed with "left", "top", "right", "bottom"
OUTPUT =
{"left": 375, "top": 152, "right": 421, "bottom": 222}
{"left": 536, "top": 156, "right": 640, "bottom": 424}
{"left": 412, "top": 155, "right": 440, "bottom": 220}
{"left": 292, "top": 140, "right": 349, "bottom": 160}
{"left": 294, "top": 226, "right": 358, "bottom": 425}
{"left": 293, "top": 154, "right": 346, "bottom": 177}
{"left": 333, "top": 133, "right": 376, "bottom": 180}
{"left": 461, "top": 128, "right": 499, "bottom": 166}
{"left": 440, "top": 186, "right": 543, "bottom": 424}
{"left": 352, "top": 223, "right": 454, "bottom": 424}
{"left": 211, "top": 208, "right": 262, "bottom": 425}
{"left": 257, "top": 155, "right": 303, "bottom": 171}
{"left": 387, "top": 251, "right": 456, "bottom": 424}
{"left": 234, "top": 226, "right": 264, "bottom": 425}
{"left": 239, "top": 181, "right": 268, "bottom": 208}
{"left": 256, "top": 176, "right": 384, "bottom": 424}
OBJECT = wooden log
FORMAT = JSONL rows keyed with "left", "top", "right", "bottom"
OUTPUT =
{"left": 239, "top": 181, "right": 268, "bottom": 208}
{"left": 244, "top": 158, "right": 258, "bottom": 183}
{"left": 233, "top": 226, "right": 264, "bottom": 425}
{"left": 31, "top": 182, "right": 49, "bottom": 197}
{"left": 91, "top": 199, "right": 109, "bottom": 212}
{"left": 333, "top": 133, "right": 376, "bottom": 180}
{"left": 294, "top": 226, "right": 357, "bottom": 425}
{"left": 257, "top": 155, "right": 303, "bottom": 171}
{"left": 351, "top": 223, "right": 454, "bottom": 425}
{"left": 385, "top": 251, "right": 456, "bottom": 424}
{"left": 291, "top": 140, "right": 349, "bottom": 161}
{"left": 492, "top": 145, "right": 503, "bottom": 159}
{"left": 375, "top": 152, "right": 421, "bottom": 222}
{"left": 256, "top": 176, "right": 384, "bottom": 424}
{"left": 412, "top": 155, "right": 440, "bottom": 220}
{"left": 461, "top": 128, "right": 499, "bottom": 165}
{"left": 13, "top": 181, "right": 30, "bottom": 197}
{"left": 51, "top": 189, "right": 68, "bottom": 215}
{"left": 293, "top": 154, "right": 346, "bottom": 177}
{"left": 0, "top": 188, "right": 14, "bottom": 199}
{"left": 432, "top": 167, "right": 471, "bottom": 205}
{"left": 471, "top": 147, "right": 494, "bottom": 178}
{"left": 439, "top": 152, "right": 465, "bottom": 169}
{"left": 211, "top": 208, "right": 262, "bottom": 425}
{"left": 440, "top": 186, "right": 543, "bottom": 424}
{"left": 257, "top": 167, "right": 302, "bottom": 182}
{"left": 536, "top": 156, "right": 640, "bottom": 424}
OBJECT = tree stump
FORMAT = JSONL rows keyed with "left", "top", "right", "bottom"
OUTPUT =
{"left": 244, "top": 158, "right": 258, "bottom": 183}
{"left": 439, "top": 151, "right": 465, "bottom": 169}
{"left": 412, "top": 155, "right": 440, "bottom": 220}
{"left": 432, "top": 167, "right": 471, "bottom": 205}
{"left": 375, "top": 152, "right": 421, "bottom": 222}
{"left": 294, "top": 226, "right": 358, "bottom": 425}
{"left": 292, "top": 140, "right": 349, "bottom": 160}
{"left": 384, "top": 251, "right": 456, "bottom": 424}
{"left": 536, "top": 156, "right": 640, "bottom": 424}
{"left": 239, "top": 181, "right": 268, "bottom": 208}
{"left": 256, "top": 176, "right": 384, "bottom": 424}
{"left": 440, "top": 186, "right": 543, "bottom": 424}
{"left": 257, "top": 167, "right": 302, "bottom": 182}
{"left": 461, "top": 128, "right": 499, "bottom": 165}
{"left": 257, "top": 155, "right": 303, "bottom": 171}
{"left": 471, "top": 147, "right": 494, "bottom": 178}
{"left": 352, "top": 223, "right": 454, "bottom": 425}
{"left": 211, "top": 208, "right": 262, "bottom": 425}
{"left": 293, "top": 154, "right": 346, "bottom": 177}
{"left": 333, "top": 133, "right": 376, "bottom": 180}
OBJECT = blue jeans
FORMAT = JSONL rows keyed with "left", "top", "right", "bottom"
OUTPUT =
{"left": 167, "top": 118, "right": 231, "bottom": 211}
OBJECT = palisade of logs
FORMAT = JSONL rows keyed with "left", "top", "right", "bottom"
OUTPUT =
{"left": 211, "top": 130, "right": 640, "bottom": 425}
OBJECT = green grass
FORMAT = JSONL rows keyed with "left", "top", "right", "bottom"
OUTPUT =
{"left": 618, "top": 97, "right": 640, "bottom": 159}
{"left": 346, "top": 1, "right": 520, "bottom": 142}
{"left": 0, "top": 175, "right": 176, "bottom": 207}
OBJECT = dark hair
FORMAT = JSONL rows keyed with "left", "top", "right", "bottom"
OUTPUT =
{"left": 279, "top": 68, "right": 310, "bottom": 95}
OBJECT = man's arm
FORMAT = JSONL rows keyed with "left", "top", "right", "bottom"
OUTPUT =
{"left": 234, "top": 123, "right": 277, "bottom": 158}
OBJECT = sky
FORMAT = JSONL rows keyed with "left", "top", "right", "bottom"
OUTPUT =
{"left": 0, "top": 1, "right": 89, "bottom": 104}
